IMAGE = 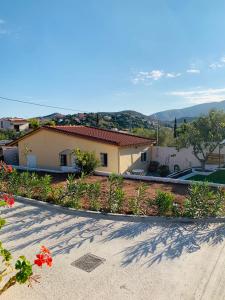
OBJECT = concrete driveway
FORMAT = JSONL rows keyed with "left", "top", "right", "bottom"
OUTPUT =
{"left": 1, "top": 198, "right": 225, "bottom": 300}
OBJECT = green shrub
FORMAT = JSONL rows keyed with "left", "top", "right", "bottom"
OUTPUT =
{"left": 155, "top": 190, "right": 174, "bottom": 215}
{"left": 129, "top": 183, "right": 148, "bottom": 215}
{"left": 20, "top": 172, "right": 39, "bottom": 198}
{"left": 73, "top": 148, "right": 100, "bottom": 175}
{"left": 38, "top": 175, "right": 52, "bottom": 201}
{"left": 87, "top": 182, "right": 101, "bottom": 211}
{"left": 158, "top": 165, "right": 170, "bottom": 177}
{"left": 149, "top": 161, "right": 159, "bottom": 172}
{"left": 184, "top": 183, "right": 225, "bottom": 218}
{"left": 6, "top": 170, "right": 21, "bottom": 195}
{"left": 63, "top": 175, "right": 87, "bottom": 209}
{"left": 50, "top": 186, "right": 64, "bottom": 204}
{"left": 107, "top": 174, "right": 125, "bottom": 213}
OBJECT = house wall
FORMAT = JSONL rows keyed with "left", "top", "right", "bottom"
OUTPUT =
{"left": 0, "top": 120, "right": 29, "bottom": 131}
{"left": 151, "top": 146, "right": 225, "bottom": 172}
{"left": 0, "top": 120, "right": 13, "bottom": 130}
{"left": 18, "top": 128, "right": 120, "bottom": 173}
{"left": 152, "top": 146, "right": 199, "bottom": 172}
{"left": 119, "top": 145, "right": 152, "bottom": 173}
{"left": 16, "top": 123, "right": 29, "bottom": 131}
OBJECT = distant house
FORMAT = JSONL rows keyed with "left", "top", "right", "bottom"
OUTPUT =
{"left": 9, "top": 125, "right": 155, "bottom": 174}
{"left": 0, "top": 118, "right": 29, "bottom": 132}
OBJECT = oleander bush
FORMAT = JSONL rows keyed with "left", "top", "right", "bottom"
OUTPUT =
{"left": 107, "top": 174, "right": 125, "bottom": 213}
{"left": 87, "top": 182, "right": 101, "bottom": 211}
{"left": 129, "top": 183, "right": 148, "bottom": 215}
{"left": 61, "top": 174, "right": 88, "bottom": 209}
{"left": 184, "top": 182, "right": 225, "bottom": 218}
{"left": 154, "top": 190, "right": 174, "bottom": 215}
{"left": 2, "top": 162, "right": 225, "bottom": 217}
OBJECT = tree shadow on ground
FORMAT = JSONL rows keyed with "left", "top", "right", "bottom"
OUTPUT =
{"left": 1, "top": 203, "right": 115, "bottom": 256}
{"left": 3, "top": 201, "right": 225, "bottom": 267}
{"left": 102, "top": 221, "right": 225, "bottom": 267}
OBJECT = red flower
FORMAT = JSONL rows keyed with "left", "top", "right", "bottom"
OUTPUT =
{"left": 45, "top": 256, "right": 52, "bottom": 267}
{"left": 34, "top": 254, "right": 46, "bottom": 267}
{"left": 41, "top": 246, "right": 51, "bottom": 254}
{"left": 2, "top": 194, "right": 15, "bottom": 207}
{"left": 34, "top": 247, "right": 53, "bottom": 268}
{"left": 7, "top": 165, "right": 13, "bottom": 173}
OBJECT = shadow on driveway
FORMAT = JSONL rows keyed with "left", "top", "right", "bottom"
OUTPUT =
{"left": 2, "top": 201, "right": 225, "bottom": 267}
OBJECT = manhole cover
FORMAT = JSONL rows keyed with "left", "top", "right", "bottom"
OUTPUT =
{"left": 71, "top": 253, "right": 105, "bottom": 272}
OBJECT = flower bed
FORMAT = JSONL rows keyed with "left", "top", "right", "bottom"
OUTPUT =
{"left": 2, "top": 162, "right": 225, "bottom": 218}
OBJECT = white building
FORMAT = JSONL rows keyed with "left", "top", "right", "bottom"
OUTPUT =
{"left": 0, "top": 118, "right": 29, "bottom": 132}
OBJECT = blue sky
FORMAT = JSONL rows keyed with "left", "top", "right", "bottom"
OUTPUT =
{"left": 1, "top": 0, "right": 225, "bottom": 118}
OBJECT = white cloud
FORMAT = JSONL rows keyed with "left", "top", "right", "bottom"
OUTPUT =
{"left": 168, "top": 88, "right": 225, "bottom": 104}
{"left": 132, "top": 70, "right": 181, "bottom": 84}
{"left": 209, "top": 63, "right": 224, "bottom": 69}
{"left": 186, "top": 69, "right": 200, "bottom": 74}
{"left": 209, "top": 56, "right": 225, "bottom": 69}
{"left": 0, "top": 19, "right": 8, "bottom": 35}
{"left": 166, "top": 72, "right": 182, "bottom": 78}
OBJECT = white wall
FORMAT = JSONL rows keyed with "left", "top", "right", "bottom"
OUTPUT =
{"left": 152, "top": 146, "right": 200, "bottom": 172}
{"left": 152, "top": 146, "right": 225, "bottom": 172}
{"left": 0, "top": 120, "right": 29, "bottom": 131}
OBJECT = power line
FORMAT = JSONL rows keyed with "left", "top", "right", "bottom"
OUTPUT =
{"left": 0, "top": 96, "right": 90, "bottom": 113}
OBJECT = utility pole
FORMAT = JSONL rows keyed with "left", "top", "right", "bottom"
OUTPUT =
{"left": 156, "top": 120, "right": 159, "bottom": 146}
{"left": 96, "top": 113, "right": 99, "bottom": 127}
{"left": 174, "top": 117, "right": 177, "bottom": 138}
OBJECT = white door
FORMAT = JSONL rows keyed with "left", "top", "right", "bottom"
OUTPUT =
{"left": 27, "top": 154, "right": 37, "bottom": 168}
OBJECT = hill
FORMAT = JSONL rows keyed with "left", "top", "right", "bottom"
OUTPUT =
{"left": 149, "top": 100, "right": 225, "bottom": 121}
{"left": 37, "top": 112, "right": 65, "bottom": 121}
{"left": 54, "top": 111, "right": 154, "bottom": 130}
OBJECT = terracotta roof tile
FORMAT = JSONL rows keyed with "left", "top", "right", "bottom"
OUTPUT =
{"left": 44, "top": 125, "right": 155, "bottom": 147}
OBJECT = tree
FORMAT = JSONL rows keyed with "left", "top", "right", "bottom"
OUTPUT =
{"left": 174, "top": 118, "right": 177, "bottom": 138}
{"left": 29, "top": 118, "right": 40, "bottom": 129}
{"left": 132, "top": 127, "right": 175, "bottom": 146}
{"left": 158, "top": 127, "right": 175, "bottom": 146}
{"left": 73, "top": 148, "right": 100, "bottom": 175}
{"left": 176, "top": 110, "right": 225, "bottom": 171}
{"left": 44, "top": 120, "right": 55, "bottom": 126}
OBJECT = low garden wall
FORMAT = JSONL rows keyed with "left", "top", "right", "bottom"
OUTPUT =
{"left": 95, "top": 171, "right": 225, "bottom": 188}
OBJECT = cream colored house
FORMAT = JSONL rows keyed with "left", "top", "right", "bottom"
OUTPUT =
{"left": 10, "top": 126, "right": 155, "bottom": 174}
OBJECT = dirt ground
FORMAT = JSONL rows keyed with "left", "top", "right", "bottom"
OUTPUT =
{"left": 50, "top": 173, "right": 189, "bottom": 215}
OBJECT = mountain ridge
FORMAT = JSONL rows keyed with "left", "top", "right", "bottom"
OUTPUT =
{"left": 35, "top": 100, "right": 225, "bottom": 124}
{"left": 149, "top": 100, "right": 225, "bottom": 121}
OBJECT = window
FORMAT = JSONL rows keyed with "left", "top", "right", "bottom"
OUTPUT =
{"left": 100, "top": 153, "right": 108, "bottom": 167}
{"left": 60, "top": 154, "right": 67, "bottom": 166}
{"left": 0, "top": 121, "right": 3, "bottom": 128}
{"left": 141, "top": 152, "right": 147, "bottom": 162}
{"left": 14, "top": 125, "right": 20, "bottom": 132}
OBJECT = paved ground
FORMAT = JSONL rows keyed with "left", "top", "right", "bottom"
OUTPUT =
{"left": 1, "top": 198, "right": 225, "bottom": 300}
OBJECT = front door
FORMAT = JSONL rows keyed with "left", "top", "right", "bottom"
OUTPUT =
{"left": 27, "top": 154, "right": 37, "bottom": 168}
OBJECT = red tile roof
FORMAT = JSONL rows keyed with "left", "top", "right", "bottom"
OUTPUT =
{"left": 43, "top": 125, "right": 155, "bottom": 147}
{"left": 0, "top": 118, "right": 28, "bottom": 123}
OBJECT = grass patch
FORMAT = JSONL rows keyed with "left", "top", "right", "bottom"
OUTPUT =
{"left": 189, "top": 170, "right": 225, "bottom": 184}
